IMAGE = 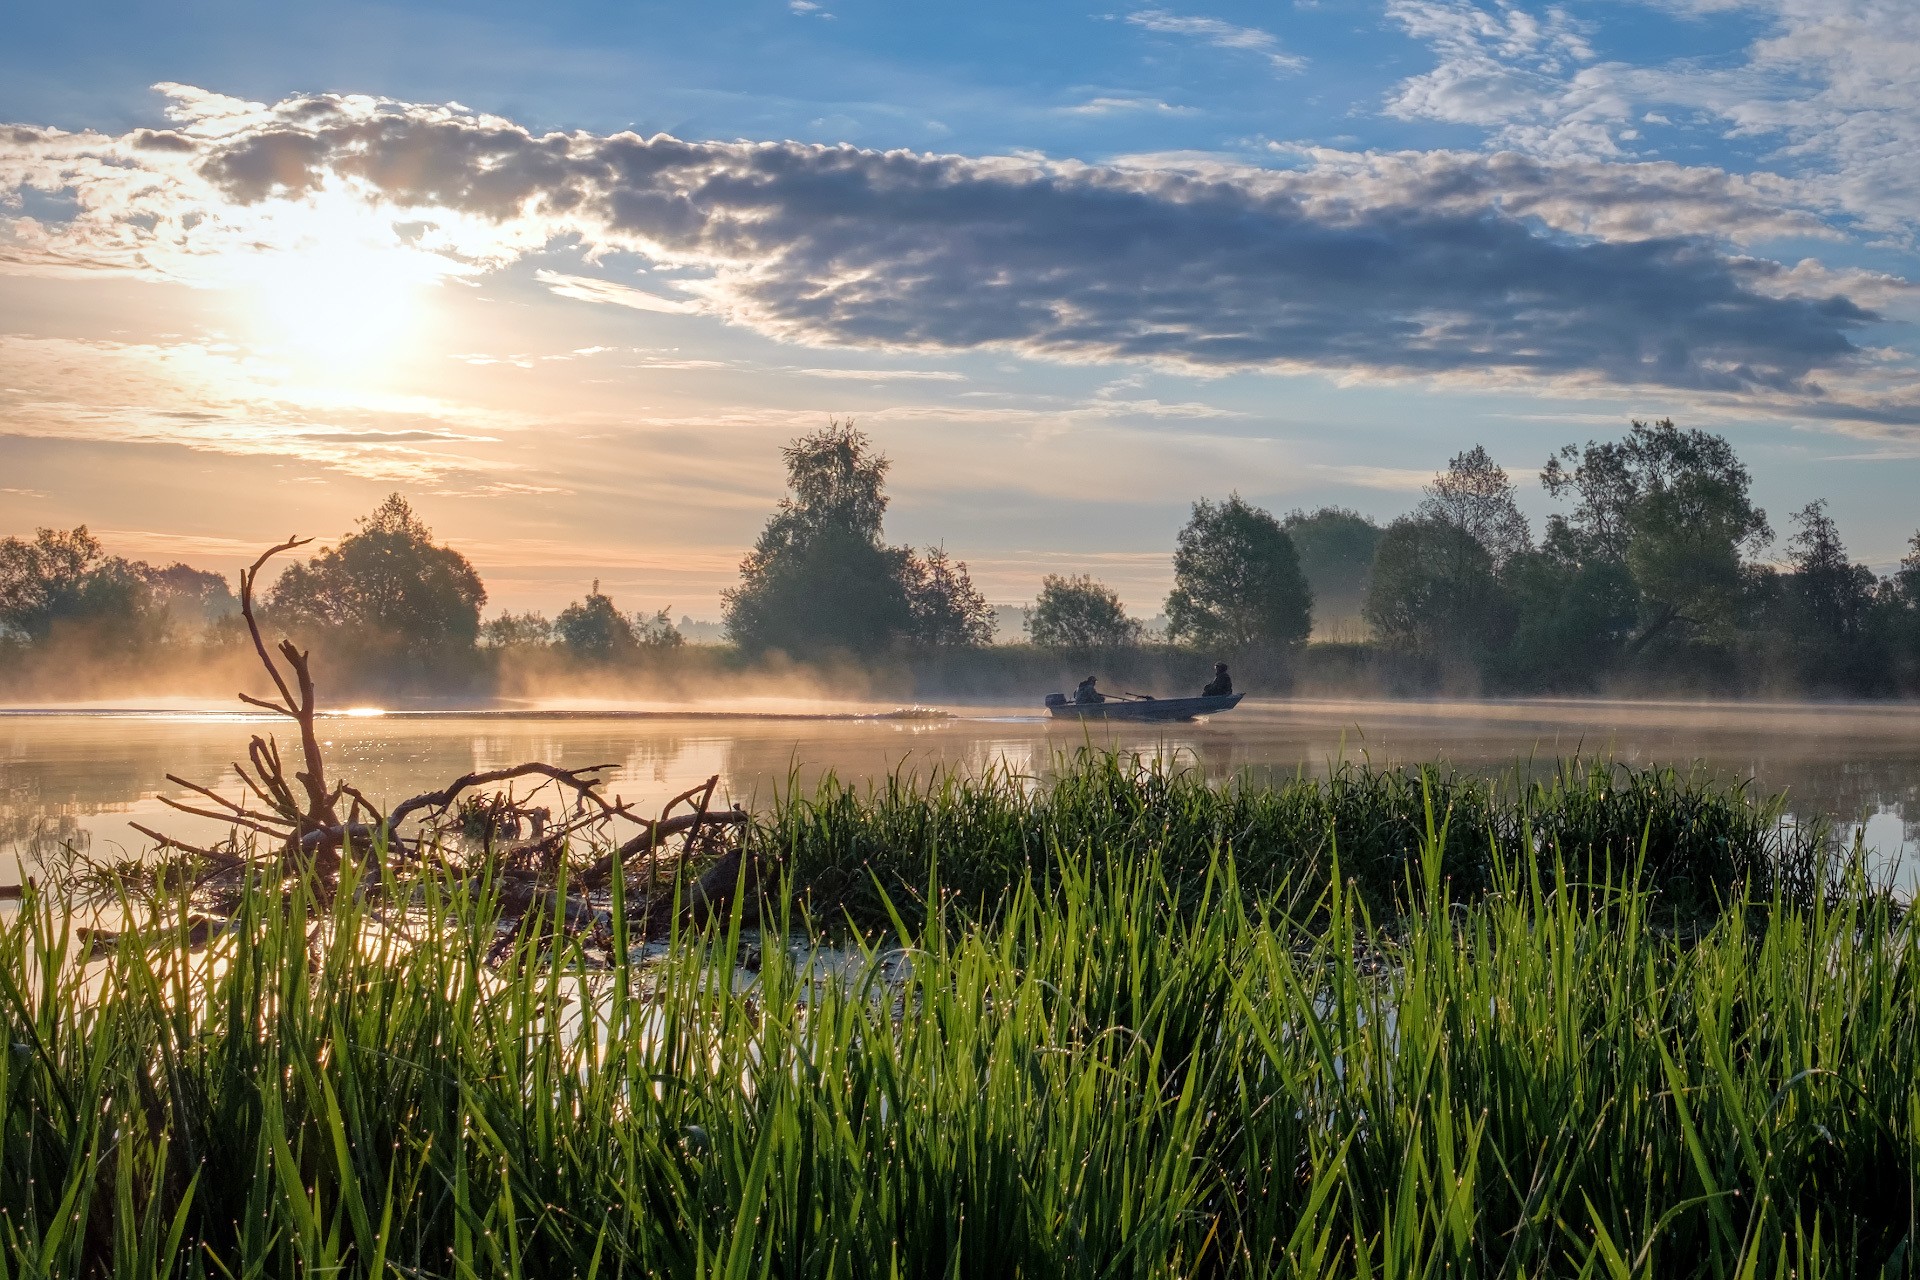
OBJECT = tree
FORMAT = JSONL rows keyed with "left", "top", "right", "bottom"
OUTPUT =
{"left": 265, "top": 494, "right": 487, "bottom": 655}
{"left": 0, "top": 526, "right": 162, "bottom": 645}
{"left": 903, "top": 547, "right": 995, "bottom": 647}
{"left": 480, "top": 612, "right": 554, "bottom": 650}
{"left": 1417, "top": 445, "right": 1532, "bottom": 568}
{"left": 1282, "top": 507, "right": 1380, "bottom": 633}
{"left": 555, "top": 583, "right": 640, "bottom": 659}
{"left": 1498, "top": 527, "right": 1639, "bottom": 689}
{"left": 633, "top": 606, "right": 685, "bottom": 650}
{"left": 140, "top": 563, "right": 237, "bottom": 627}
{"left": 1776, "top": 501, "right": 1881, "bottom": 689}
{"left": 1165, "top": 495, "right": 1312, "bottom": 650}
{"left": 1364, "top": 517, "right": 1510, "bottom": 662}
{"left": 1541, "top": 419, "right": 1770, "bottom": 656}
{"left": 1026, "top": 575, "right": 1143, "bottom": 649}
{"left": 724, "top": 421, "right": 990, "bottom": 656}
{"left": 1785, "top": 502, "right": 1874, "bottom": 638}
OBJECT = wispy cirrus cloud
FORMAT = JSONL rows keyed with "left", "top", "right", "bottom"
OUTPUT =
{"left": 1124, "top": 9, "right": 1307, "bottom": 73}
{"left": 535, "top": 269, "right": 696, "bottom": 313}
{"left": 1058, "top": 95, "right": 1196, "bottom": 117}
{"left": 1381, "top": 0, "right": 1920, "bottom": 238}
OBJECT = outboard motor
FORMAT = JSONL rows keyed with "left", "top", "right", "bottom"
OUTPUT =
{"left": 1044, "top": 692, "right": 1067, "bottom": 708}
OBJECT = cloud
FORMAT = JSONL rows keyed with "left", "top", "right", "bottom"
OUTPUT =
{"left": 1060, "top": 96, "right": 1196, "bottom": 116}
{"left": 287, "top": 428, "right": 495, "bottom": 443}
{"left": 784, "top": 367, "right": 965, "bottom": 381}
{"left": 1251, "top": 145, "right": 1839, "bottom": 245}
{"left": 0, "top": 85, "right": 1909, "bottom": 424}
{"left": 1125, "top": 9, "right": 1307, "bottom": 73}
{"left": 0, "top": 332, "right": 532, "bottom": 482}
{"left": 535, "top": 269, "right": 696, "bottom": 313}
{"left": 1380, "top": 0, "right": 1920, "bottom": 236}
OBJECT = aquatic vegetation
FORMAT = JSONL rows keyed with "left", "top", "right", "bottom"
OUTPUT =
{"left": 772, "top": 748, "right": 1829, "bottom": 933}
{"left": 1, "top": 756, "right": 1909, "bottom": 1277}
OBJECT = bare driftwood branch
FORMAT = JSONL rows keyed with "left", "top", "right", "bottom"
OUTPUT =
{"left": 385, "top": 762, "right": 619, "bottom": 834}
{"left": 236, "top": 539, "right": 337, "bottom": 835}
{"left": 154, "top": 799, "right": 291, "bottom": 840}
{"left": 136, "top": 539, "right": 761, "bottom": 965}
{"left": 580, "top": 806, "right": 749, "bottom": 892}
{"left": 127, "top": 824, "right": 244, "bottom": 870}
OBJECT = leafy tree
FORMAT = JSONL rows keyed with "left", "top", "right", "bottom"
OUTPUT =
{"left": 1281, "top": 508, "right": 1380, "bottom": 632}
{"left": 1364, "top": 516, "right": 1509, "bottom": 662}
{"left": 1417, "top": 445, "right": 1532, "bottom": 568}
{"left": 903, "top": 547, "right": 995, "bottom": 647}
{"left": 266, "top": 494, "right": 487, "bottom": 655}
{"left": 1498, "top": 527, "right": 1639, "bottom": 689}
{"left": 140, "top": 563, "right": 237, "bottom": 627}
{"left": 0, "top": 526, "right": 162, "bottom": 645}
{"left": 1542, "top": 419, "right": 1770, "bottom": 656}
{"left": 1026, "top": 575, "right": 1143, "bottom": 649}
{"left": 1165, "top": 495, "right": 1312, "bottom": 650}
{"left": 1775, "top": 501, "right": 1882, "bottom": 690}
{"left": 724, "top": 423, "right": 910, "bottom": 657}
{"left": 724, "top": 422, "right": 989, "bottom": 656}
{"left": 555, "top": 583, "right": 639, "bottom": 659}
{"left": 1880, "top": 532, "right": 1920, "bottom": 688}
{"left": 1785, "top": 502, "right": 1875, "bottom": 639}
{"left": 480, "top": 611, "right": 554, "bottom": 650}
{"left": 633, "top": 607, "right": 685, "bottom": 649}
{"left": 1894, "top": 532, "right": 1920, "bottom": 610}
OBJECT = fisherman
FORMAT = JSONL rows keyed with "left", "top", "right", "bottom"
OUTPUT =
{"left": 1202, "top": 663, "right": 1233, "bottom": 697}
{"left": 1074, "top": 675, "right": 1106, "bottom": 704}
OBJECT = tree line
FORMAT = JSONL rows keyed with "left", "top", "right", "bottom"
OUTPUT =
{"left": 1355, "top": 420, "right": 1920, "bottom": 695}
{"left": 5, "top": 416, "right": 1919, "bottom": 696}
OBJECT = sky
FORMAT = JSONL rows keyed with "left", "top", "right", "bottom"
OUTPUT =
{"left": 1, "top": 0, "right": 1917, "bottom": 619}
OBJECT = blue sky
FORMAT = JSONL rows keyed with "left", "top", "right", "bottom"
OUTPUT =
{"left": 1, "top": 0, "right": 1916, "bottom": 617}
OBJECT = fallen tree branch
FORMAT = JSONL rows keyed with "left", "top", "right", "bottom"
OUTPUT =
{"left": 385, "top": 762, "right": 619, "bottom": 834}
{"left": 580, "top": 807, "right": 749, "bottom": 892}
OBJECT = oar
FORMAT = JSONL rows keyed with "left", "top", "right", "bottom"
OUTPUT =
{"left": 1116, "top": 690, "right": 1157, "bottom": 701}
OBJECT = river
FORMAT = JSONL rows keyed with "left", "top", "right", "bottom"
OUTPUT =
{"left": 6, "top": 697, "right": 1920, "bottom": 892}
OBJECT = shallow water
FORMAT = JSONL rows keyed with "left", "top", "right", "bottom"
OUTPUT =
{"left": 6, "top": 697, "right": 1920, "bottom": 891}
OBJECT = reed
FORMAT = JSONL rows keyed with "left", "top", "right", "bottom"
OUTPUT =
{"left": 0, "top": 757, "right": 1908, "bottom": 1278}
{"left": 772, "top": 749, "right": 1826, "bottom": 932}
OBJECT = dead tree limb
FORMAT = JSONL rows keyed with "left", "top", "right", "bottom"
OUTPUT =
{"left": 236, "top": 538, "right": 338, "bottom": 836}
{"left": 385, "top": 762, "right": 619, "bottom": 834}
{"left": 579, "top": 806, "right": 749, "bottom": 892}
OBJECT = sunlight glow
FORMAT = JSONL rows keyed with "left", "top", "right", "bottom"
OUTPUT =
{"left": 245, "top": 246, "right": 426, "bottom": 366}
{"left": 212, "top": 192, "right": 463, "bottom": 372}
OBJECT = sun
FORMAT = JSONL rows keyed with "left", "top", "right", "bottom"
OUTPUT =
{"left": 218, "top": 193, "right": 456, "bottom": 372}
{"left": 244, "top": 243, "right": 428, "bottom": 368}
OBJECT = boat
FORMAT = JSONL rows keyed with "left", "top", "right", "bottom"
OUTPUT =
{"left": 1043, "top": 692, "right": 1243, "bottom": 722}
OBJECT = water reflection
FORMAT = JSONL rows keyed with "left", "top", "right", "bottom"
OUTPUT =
{"left": 5, "top": 699, "right": 1919, "bottom": 891}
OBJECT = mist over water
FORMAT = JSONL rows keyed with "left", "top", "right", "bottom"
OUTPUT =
{"left": 8, "top": 696, "right": 1920, "bottom": 894}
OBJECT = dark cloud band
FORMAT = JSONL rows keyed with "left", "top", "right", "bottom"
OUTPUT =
{"left": 7, "top": 89, "right": 1894, "bottom": 404}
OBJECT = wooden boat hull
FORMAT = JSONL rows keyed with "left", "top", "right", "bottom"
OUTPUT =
{"left": 1046, "top": 693, "right": 1243, "bottom": 722}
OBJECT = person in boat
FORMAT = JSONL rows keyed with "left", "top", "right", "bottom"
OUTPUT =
{"left": 1202, "top": 663, "right": 1232, "bottom": 697}
{"left": 1074, "top": 675, "right": 1106, "bottom": 704}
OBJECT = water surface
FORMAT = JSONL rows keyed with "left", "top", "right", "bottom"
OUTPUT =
{"left": 7, "top": 698, "right": 1919, "bottom": 890}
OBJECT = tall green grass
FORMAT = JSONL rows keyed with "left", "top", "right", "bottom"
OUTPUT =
{"left": 773, "top": 750, "right": 1825, "bottom": 932}
{"left": 1, "top": 757, "right": 1909, "bottom": 1278}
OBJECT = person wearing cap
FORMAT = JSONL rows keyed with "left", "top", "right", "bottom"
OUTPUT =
{"left": 1074, "top": 675, "right": 1106, "bottom": 704}
{"left": 1201, "top": 663, "right": 1233, "bottom": 697}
